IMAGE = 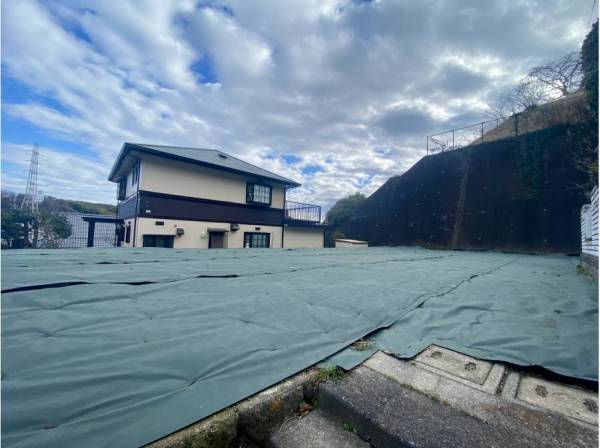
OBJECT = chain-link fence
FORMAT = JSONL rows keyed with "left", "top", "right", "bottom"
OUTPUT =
{"left": 52, "top": 213, "right": 118, "bottom": 249}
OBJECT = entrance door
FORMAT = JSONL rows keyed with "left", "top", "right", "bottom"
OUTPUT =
{"left": 209, "top": 232, "right": 225, "bottom": 248}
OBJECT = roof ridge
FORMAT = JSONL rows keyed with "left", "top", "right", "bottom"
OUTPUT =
{"left": 128, "top": 143, "right": 218, "bottom": 151}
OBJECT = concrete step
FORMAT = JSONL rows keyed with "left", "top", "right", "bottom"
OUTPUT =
{"left": 319, "top": 365, "right": 555, "bottom": 448}
{"left": 268, "top": 409, "right": 369, "bottom": 448}
{"left": 364, "top": 350, "right": 597, "bottom": 447}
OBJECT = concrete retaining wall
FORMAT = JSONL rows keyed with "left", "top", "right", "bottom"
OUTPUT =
{"left": 342, "top": 125, "right": 590, "bottom": 254}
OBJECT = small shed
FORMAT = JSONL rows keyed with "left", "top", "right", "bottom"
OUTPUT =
{"left": 335, "top": 238, "right": 369, "bottom": 248}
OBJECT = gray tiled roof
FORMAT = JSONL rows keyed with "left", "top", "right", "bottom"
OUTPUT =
{"left": 109, "top": 143, "right": 301, "bottom": 186}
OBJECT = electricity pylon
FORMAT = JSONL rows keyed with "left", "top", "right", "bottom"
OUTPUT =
{"left": 20, "top": 143, "right": 40, "bottom": 214}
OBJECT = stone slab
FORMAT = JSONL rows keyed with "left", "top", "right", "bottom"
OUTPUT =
{"left": 268, "top": 409, "right": 369, "bottom": 448}
{"left": 415, "top": 345, "right": 493, "bottom": 385}
{"left": 517, "top": 376, "right": 598, "bottom": 426}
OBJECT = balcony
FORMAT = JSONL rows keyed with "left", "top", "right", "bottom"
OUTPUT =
{"left": 284, "top": 200, "right": 322, "bottom": 224}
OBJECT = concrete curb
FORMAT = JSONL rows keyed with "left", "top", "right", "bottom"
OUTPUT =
{"left": 146, "top": 368, "right": 320, "bottom": 448}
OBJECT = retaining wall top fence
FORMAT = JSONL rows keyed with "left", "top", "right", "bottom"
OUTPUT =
{"left": 427, "top": 118, "right": 503, "bottom": 155}
{"left": 427, "top": 92, "right": 588, "bottom": 156}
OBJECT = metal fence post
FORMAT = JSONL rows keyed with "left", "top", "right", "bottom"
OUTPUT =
{"left": 87, "top": 221, "right": 96, "bottom": 248}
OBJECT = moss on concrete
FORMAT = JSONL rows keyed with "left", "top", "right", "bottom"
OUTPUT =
{"left": 147, "top": 408, "right": 238, "bottom": 448}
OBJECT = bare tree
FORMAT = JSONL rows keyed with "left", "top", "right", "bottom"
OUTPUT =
{"left": 488, "top": 52, "right": 583, "bottom": 120}
{"left": 528, "top": 52, "right": 583, "bottom": 97}
{"left": 488, "top": 78, "right": 551, "bottom": 119}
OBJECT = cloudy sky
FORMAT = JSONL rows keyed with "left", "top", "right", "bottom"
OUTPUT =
{"left": 1, "top": 0, "right": 595, "bottom": 211}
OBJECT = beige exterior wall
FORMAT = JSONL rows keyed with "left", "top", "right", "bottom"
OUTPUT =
{"left": 283, "top": 227, "right": 324, "bottom": 248}
{"left": 139, "top": 154, "right": 285, "bottom": 208}
{"left": 335, "top": 239, "right": 368, "bottom": 248}
{"left": 130, "top": 217, "right": 282, "bottom": 249}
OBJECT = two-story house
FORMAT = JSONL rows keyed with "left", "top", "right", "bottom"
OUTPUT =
{"left": 108, "top": 143, "right": 325, "bottom": 249}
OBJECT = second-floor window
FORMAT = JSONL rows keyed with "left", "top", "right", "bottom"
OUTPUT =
{"left": 117, "top": 178, "right": 127, "bottom": 200}
{"left": 246, "top": 182, "right": 271, "bottom": 205}
{"left": 131, "top": 162, "right": 139, "bottom": 186}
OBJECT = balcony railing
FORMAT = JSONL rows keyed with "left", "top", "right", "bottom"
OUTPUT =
{"left": 284, "top": 200, "right": 322, "bottom": 223}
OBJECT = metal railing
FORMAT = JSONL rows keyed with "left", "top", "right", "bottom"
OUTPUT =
{"left": 284, "top": 200, "right": 322, "bottom": 223}
{"left": 427, "top": 92, "right": 587, "bottom": 156}
{"left": 427, "top": 118, "right": 504, "bottom": 155}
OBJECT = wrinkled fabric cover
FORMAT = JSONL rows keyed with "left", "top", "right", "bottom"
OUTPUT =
{"left": 2, "top": 247, "right": 597, "bottom": 448}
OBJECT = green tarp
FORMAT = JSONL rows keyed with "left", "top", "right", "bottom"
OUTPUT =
{"left": 2, "top": 247, "right": 597, "bottom": 448}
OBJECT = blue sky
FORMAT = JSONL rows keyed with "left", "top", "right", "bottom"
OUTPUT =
{"left": 1, "top": 0, "right": 595, "bottom": 209}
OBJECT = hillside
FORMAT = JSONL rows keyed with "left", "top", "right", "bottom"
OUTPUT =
{"left": 39, "top": 195, "right": 116, "bottom": 215}
{"left": 341, "top": 123, "right": 591, "bottom": 254}
{"left": 1, "top": 191, "right": 116, "bottom": 215}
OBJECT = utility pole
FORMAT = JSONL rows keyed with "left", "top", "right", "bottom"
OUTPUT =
{"left": 21, "top": 143, "right": 40, "bottom": 214}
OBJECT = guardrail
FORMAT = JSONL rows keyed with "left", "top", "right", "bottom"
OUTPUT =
{"left": 284, "top": 200, "right": 322, "bottom": 223}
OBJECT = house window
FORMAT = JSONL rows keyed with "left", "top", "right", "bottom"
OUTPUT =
{"left": 143, "top": 235, "right": 174, "bottom": 248}
{"left": 118, "top": 178, "right": 127, "bottom": 200}
{"left": 131, "top": 162, "right": 139, "bottom": 186}
{"left": 244, "top": 232, "right": 270, "bottom": 248}
{"left": 246, "top": 183, "right": 272, "bottom": 205}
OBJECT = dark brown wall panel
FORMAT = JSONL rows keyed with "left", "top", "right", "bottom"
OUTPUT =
{"left": 138, "top": 191, "right": 284, "bottom": 226}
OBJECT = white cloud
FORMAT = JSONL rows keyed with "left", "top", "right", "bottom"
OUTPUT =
{"left": 187, "top": 7, "right": 275, "bottom": 81}
{"left": 1, "top": 0, "right": 592, "bottom": 212}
